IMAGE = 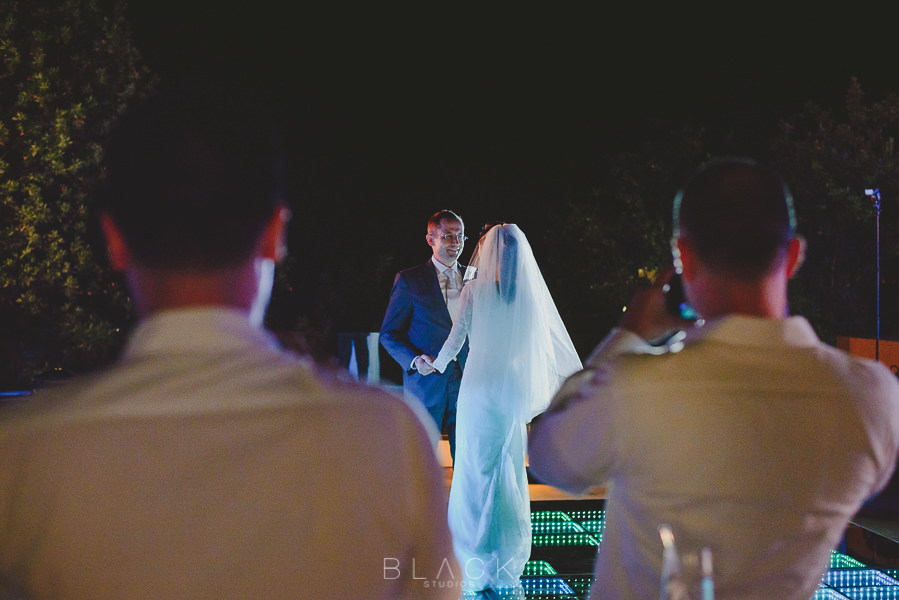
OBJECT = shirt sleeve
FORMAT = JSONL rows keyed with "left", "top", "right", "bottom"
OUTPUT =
{"left": 528, "top": 367, "right": 617, "bottom": 493}
{"left": 379, "top": 273, "right": 420, "bottom": 374}
{"left": 431, "top": 284, "right": 473, "bottom": 373}
{"left": 584, "top": 327, "right": 655, "bottom": 366}
{"left": 528, "top": 327, "right": 647, "bottom": 493}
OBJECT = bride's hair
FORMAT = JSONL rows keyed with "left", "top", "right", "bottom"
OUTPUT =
{"left": 498, "top": 234, "right": 518, "bottom": 304}
{"left": 481, "top": 224, "right": 518, "bottom": 304}
{"left": 464, "top": 222, "right": 583, "bottom": 423}
{"left": 479, "top": 220, "right": 506, "bottom": 237}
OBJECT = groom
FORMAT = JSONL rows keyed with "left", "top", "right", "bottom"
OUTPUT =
{"left": 380, "top": 210, "right": 469, "bottom": 461}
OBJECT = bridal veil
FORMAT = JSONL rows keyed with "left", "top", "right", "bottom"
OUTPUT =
{"left": 462, "top": 223, "right": 582, "bottom": 422}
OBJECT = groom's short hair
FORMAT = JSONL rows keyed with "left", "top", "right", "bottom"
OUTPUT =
{"left": 427, "top": 209, "right": 464, "bottom": 233}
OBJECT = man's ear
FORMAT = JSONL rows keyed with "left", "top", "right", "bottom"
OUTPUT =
{"left": 258, "top": 206, "right": 291, "bottom": 262}
{"left": 426, "top": 232, "right": 436, "bottom": 248}
{"left": 100, "top": 213, "right": 131, "bottom": 271}
{"left": 786, "top": 235, "right": 806, "bottom": 278}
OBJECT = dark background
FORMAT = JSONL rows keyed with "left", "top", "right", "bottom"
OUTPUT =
{"left": 123, "top": 5, "right": 897, "bottom": 255}
{"left": 120, "top": 4, "right": 899, "bottom": 362}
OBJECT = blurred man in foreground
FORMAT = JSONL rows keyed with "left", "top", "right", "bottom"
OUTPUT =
{"left": 529, "top": 158, "right": 899, "bottom": 599}
{"left": 0, "top": 89, "right": 457, "bottom": 600}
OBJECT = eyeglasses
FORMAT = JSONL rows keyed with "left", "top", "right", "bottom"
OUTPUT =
{"left": 436, "top": 234, "right": 467, "bottom": 243}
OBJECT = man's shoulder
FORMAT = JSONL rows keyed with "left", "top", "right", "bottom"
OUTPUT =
{"left": 397, "top": 261, "right": 435, "bottom": 279}
{"left": 389, "top": 262, "right": 437, "bottom": 298}
{"left": 302, "top": 371, "right": 440, "bottom": 441}
{"left": 817, "top": 342, "right": 899, "bottom": 397}
{"left": 1, "top": 357, "right": 433, "bottom": 439}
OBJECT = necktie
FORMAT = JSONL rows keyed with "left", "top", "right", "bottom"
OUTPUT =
{"left": 444, "top": 268, "right": 460, "bottom": 323}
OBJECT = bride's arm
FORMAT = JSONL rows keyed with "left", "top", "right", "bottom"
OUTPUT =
{"left": 430, "top": 285, "right": 473, "bottom": 373}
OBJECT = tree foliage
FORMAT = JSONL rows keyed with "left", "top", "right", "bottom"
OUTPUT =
{"left": 548, "top": 79, "right": 899, "bottom": 354}
{"left": 544, "top": 124, "right": 709, "bottom": 355}
{"left": 0, "top": 0, "right": 154, "bottom": 388}
{"left": 770, "top": 78, "right": 899, "bottom": 342}
{"left": 266, "top": 251, "right": 399, "bottom": 360}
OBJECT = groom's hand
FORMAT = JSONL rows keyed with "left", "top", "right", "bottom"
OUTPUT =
{"left": 414, "top": 355, "right": 436, "bottom": 376}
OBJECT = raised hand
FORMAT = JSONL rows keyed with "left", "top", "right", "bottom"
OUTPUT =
{"left": 620, "top": 267, "right": 697, "bottom": 343}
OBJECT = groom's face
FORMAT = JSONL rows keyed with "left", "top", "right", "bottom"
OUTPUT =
{"left": 428, "top": 219, "right": 465, "bottom": 267}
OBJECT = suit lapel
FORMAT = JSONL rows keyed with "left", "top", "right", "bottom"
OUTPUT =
{"left": 424, "top": 260, "right": 442, "bottom": 298}
{"left": 422, "top": 260, "right": 453, "bottom": 325}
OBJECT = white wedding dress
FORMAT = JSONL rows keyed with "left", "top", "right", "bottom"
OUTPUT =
{"left": 431, "top": 224, "right": 582, "bottom": 594}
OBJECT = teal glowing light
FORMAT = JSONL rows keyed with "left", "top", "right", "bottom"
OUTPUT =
{"left": 531, "top": 511, "right": 573, "bottom": 523}
{"left": 562, "top": 575, "right": 597, "bottom": 597}
{"left": 812, "top": 588, "right": 852, "bottom": 599}
{"left": 531, "top": 521, "right": 586, "bottom": 535}
{"left": 576, "top": 520, "right": 605, "bottom": 533}
{"left": 520, "top": 576, "right": 576, "bottom": 596}
{"left": 520, "top": 508, "right": 899, "bottom": 598}
{"left": 823, "top": 568, "right": 899, "bottom": 588}
{"left": 523, "top": 560, "right": 558, "bottom": 576}
{"left": 531, "top": 533, "right": 600, "bottom": 547}
{"left": 829, "top": 551, "right": 867, "bottom": 569}
{"left": 565, "top": 510, "right": 605, "bottom": 523}
{"left": 829, "top": 586, "right": 899, "bottom": 599}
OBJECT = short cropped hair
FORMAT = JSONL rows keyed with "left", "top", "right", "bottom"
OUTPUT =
{"left": 427, "top": 210, "right": 464, "bottom": 234}
{"left": 673, "top": 157, "right": 796, "bottom": 280}
{"left": 101, "top": 87, "right": 284, "bottom": 269}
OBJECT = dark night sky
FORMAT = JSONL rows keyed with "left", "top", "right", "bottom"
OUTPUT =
{"left": 123, "top": 4, "right": 898, "bottom": 272}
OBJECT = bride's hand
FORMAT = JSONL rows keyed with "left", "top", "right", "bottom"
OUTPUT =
{"left": 422, "top": 355, "right": 439, "bottom": 375}
{"left": 414, "top": 355, "right": 437, "bottom": 376}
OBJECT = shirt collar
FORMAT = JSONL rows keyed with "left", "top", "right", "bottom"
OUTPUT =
{"left": 123, "top": 307, "right": 281, "bottom": 359}
{"left": 431, "top": 256, "right": 458, "bottom": 276}
{"left": 685, "top": 314, "right": 820, "bottom": 349}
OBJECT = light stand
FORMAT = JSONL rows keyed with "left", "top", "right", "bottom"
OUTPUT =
{"left": 865, "top": 188, "right": 882, "bottom": 362}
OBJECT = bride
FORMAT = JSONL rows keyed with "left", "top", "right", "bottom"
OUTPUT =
{"left": 425, "top": 223, "right": 582, "bottom": 598}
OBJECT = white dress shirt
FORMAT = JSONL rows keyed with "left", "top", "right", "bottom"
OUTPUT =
{"left": 432, "top": 256, "right": 462, "bottom": 322}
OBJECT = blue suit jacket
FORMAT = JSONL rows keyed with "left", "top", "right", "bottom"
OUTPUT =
{"left": 379, "top": 261, "right": 469, "bottom": 408}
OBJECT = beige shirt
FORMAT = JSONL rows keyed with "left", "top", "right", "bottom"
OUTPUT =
{"left": 431, "top": 256, "right": 462, "bottom": 321}
{"left": 0, "top": 308, "right": 457, "bottom": 600}
{"left": 529, "top": 316, "right": 899, "bottom": 600}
